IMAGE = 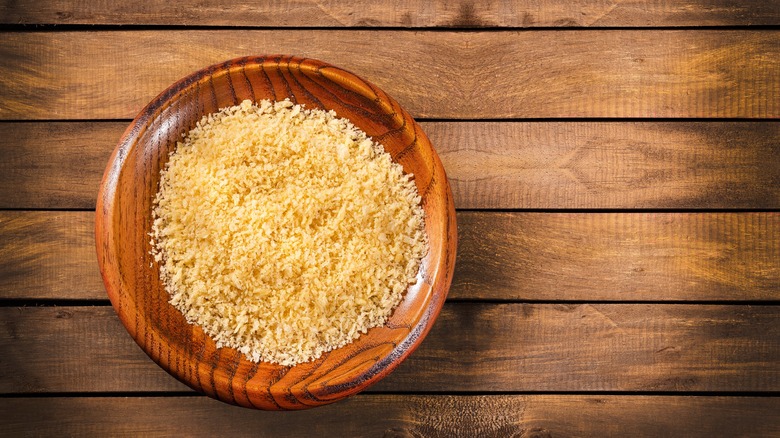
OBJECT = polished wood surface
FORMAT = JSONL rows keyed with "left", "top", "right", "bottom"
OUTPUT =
{"left": 1, "top": 0, "right": 778, "bottom": 434}
{"left": 95, "top": 57, "right": 456, "bottom": 409}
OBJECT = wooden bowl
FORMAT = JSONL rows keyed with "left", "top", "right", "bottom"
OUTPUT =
{"left": 95, "top": 56, "right": 457, "bottom": 410}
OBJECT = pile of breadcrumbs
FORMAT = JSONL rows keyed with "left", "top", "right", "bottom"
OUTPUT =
{"left": 151, "top": 99, "right": 427, "bottom": 366}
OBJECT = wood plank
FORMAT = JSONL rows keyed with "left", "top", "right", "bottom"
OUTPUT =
{"left": 0, "top": 211, "right": 104, "bottom": 300}
{"left": 3, "top": 0, "right": 779, "bottom": 27}
{"left": 2, "top": 211, "right": 778, "bottom": 301}
{"left": 1, "top": 31, "right": 777, "bottom": 120}
{"left": 1, "top": 396, "right": 778, "bottom": 437}
{"left": 0, "top": 307, "right": 188, "bottom": 393}
{"left": 0, "top": 122, "right": 117, "bottom": 210}
{"left": 3, "top": 121, "right": 779, "bottom": 209}
{"left": 455, "top": 211, "right": 780, "bottom": 301}
{"left": 1, "top": 305, "right": 777, "bottom": 393}
{"left": 433, "top": 121, "right": 780, "bottom": 209}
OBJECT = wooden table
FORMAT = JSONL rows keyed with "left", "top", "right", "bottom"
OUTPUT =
{"left": 1, "top": 2, "right": 779, "bottom": 436}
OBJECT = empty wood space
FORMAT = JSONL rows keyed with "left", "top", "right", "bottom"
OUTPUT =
{"left": 2, "top": 121, "right": 779, "bottom": 209}
{"left": 1, "top": 305, "right": 777, "bottom": 393}
{"left": 2, "top": 396, "right": 779, "bottom": 437}
{"left": 1, "top": 211, "right": 778, "bottom": 301}
{"left": 1, "top": 31, "right": 778, "bottom": 120}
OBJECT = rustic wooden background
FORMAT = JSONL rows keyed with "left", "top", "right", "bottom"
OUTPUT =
{"left": 1, "top": 1, "right": 779, "bottom": 436}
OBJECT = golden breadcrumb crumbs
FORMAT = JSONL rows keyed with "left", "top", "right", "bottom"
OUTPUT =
{"left": 151, "top": 99, "right": 427, "bottom": 366}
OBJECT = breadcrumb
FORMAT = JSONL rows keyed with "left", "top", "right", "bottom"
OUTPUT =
{"left": 151, "top": 99, "right": 427, "bottom": 366}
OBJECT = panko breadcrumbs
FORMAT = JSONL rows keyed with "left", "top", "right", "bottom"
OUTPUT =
{"left": 151, "top": 99, "right": 428, "bottom": 366}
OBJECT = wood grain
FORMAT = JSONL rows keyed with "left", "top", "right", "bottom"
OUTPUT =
{"left": 2, "top": 305, "right": 777, "bottom": 393}
{"left": 2, "top": 211, "right": 779, "bottom": 302}
{"left": 2, "top": 0, "right": 777, "bottom": 426}
{"left": 3, "top": 0, "right": 779, "bottom": 27}
{"left": 3, "top": 121, "right": 779, "bottom": 209}
{"left": 2, "top": 396, "right": 778, "bottom": 437}
{"left": 0, "top": 307, "right": 188, "bottom": 393}
{"left": 0, "top": 122, "right": 116, "bottom": 209}
{"left": 0, "top": 212, "right": 103, "bottom": 300}
{"left": 455, "top": 212, "right": 780, "bottom": 301}
{"left": 1, "top": 31, "right": 777, "bottom": 120}
{"left": 434, "top": 122, "right": 780, "bottom": 209}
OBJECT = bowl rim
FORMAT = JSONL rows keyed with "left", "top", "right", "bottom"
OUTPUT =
{"left": 95, "top": 55, "right": 457, "bottom": 409}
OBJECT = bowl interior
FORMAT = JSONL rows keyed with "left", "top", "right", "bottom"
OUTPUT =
{"left": 96, "top": 56, "right": 456, "bottom": 409}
